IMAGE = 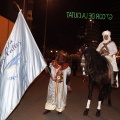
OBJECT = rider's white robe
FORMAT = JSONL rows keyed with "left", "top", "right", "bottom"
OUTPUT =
{"left": 96, "top": 40, "right": 119, "bottom": 87}
{"left": 96, "top": 41, "right": 118, "bottom": 72}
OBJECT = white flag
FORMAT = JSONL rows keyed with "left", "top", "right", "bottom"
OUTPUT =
{"left": 0, "top": 10, "right": 47, "bottom": 120}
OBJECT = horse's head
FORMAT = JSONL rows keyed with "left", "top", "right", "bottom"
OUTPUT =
{"left": 80, "top": 44, "right": 91, "bottom": 75}
{"left": 80, "top": 44, "right": 89, "bottom": 54}
{"left": 80, "top": 45, "right": 94, "bottom": 61}
{"left": 80, "top": 45, "right": 110, "bottom": 77}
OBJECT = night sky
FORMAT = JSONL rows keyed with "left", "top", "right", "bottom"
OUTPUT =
{"left": 32, "top": 0, "right": 114, "bottom": 53}
{"left": 0, "top": 0, "right": 118, "bottom": 54}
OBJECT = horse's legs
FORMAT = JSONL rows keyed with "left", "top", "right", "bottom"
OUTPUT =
{"left": 108, "top": 85, "right": 112, "bottom": 106}
{"left": 83, "top": 84, "right": 93, "bottom": 116}
{"left": 96, "top": 101, "right": 102, "bottom": 117}
{"left": 83, "top": 100, "right": 91, "bottom": 116}
{"left": 96, "top": 87, "right": 105, "bottom": 117}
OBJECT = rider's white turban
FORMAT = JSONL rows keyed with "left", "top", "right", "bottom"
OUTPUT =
{"left": 102, "top": 30, "right": 111, "bottom": 36}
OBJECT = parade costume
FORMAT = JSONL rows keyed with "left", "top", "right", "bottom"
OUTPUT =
{"left": 43, "top": 50, "right": 71, "bottom": 114}
{"left": 96, "top": 30, "right": 119, "bottom": 88}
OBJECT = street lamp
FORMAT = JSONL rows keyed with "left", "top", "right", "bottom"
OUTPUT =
{"left": 89, "top": 19, "right": 94, "bottom": 46}
{"left": 43, "top": 0, "right": 49, "bottom": 57}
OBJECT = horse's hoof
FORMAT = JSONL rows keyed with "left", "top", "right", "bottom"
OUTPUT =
{"left": 95, "top": 109, "right": 101, "bottom": 117}
{"left": 108, "top": 103, "right": 112, "bottom": 106}
{"left": 101, "top": 100, "right": 104, "bottom": 104}
{"left": 108, "top": 100, "right": 112, "bottom": 106}
{"left": 83, "top": 109, "right": 89, "bottom": 116}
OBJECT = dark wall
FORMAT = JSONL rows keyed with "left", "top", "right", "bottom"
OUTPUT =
{"left": 0, "top": 0, "right": 24, "bottom": 22}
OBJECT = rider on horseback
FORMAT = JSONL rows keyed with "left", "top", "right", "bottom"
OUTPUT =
{"left": 96, "top": 30, "right": 119, "bottom": 88}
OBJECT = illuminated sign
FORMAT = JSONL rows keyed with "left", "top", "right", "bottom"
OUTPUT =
{"left": 66, "top": 12, "right": 113, "bottom": 20}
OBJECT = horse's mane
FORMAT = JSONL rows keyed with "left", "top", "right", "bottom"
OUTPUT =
{"left": 83, "top": 47, "right": 108, "bottom": 73}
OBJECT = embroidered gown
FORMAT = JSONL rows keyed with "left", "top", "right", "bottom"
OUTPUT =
{"left": 44, "top": 62, "right": 71, "bottom": 112}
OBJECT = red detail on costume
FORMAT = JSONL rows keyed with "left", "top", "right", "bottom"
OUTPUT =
{"left": 52, "top": 60, "right": 69, "bottom": 80}
{"left": 52, "top": 60, "right": 69, "bottom": 70}
{"left": 54, "top": 66, "right": 62, "bottom": 79}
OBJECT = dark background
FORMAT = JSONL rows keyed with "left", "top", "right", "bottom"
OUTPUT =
{"left": 0, "top": 0, "right": 118, "bottom": 54}
{"left": 32, "top": 0, "right": 113, "bottom": 53}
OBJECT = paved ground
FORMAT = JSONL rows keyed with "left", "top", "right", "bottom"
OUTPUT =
{"left": 7, "top": 71, "right": 120, "bottom": 120}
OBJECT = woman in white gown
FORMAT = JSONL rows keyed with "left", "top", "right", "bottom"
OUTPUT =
{"left": 43, "top": 50, "right": 71, "bottom": 114}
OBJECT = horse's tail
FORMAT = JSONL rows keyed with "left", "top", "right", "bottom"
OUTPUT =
{"left": 102, "top": 83, "right": 112, "bottom": 103}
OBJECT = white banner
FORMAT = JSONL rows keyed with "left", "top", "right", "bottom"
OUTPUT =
{"left": 0, "top": 10, "right": 47, "bottom": 120}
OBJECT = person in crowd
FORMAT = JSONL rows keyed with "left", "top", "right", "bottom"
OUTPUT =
{"left": 43, "top": 50, "right": 71, "bottom": 114}
{"left": 96, "top": 30, "right": 119, "bottom": 88}
{"left": 71, "top": 58, "right": 78, "bottom": 76}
